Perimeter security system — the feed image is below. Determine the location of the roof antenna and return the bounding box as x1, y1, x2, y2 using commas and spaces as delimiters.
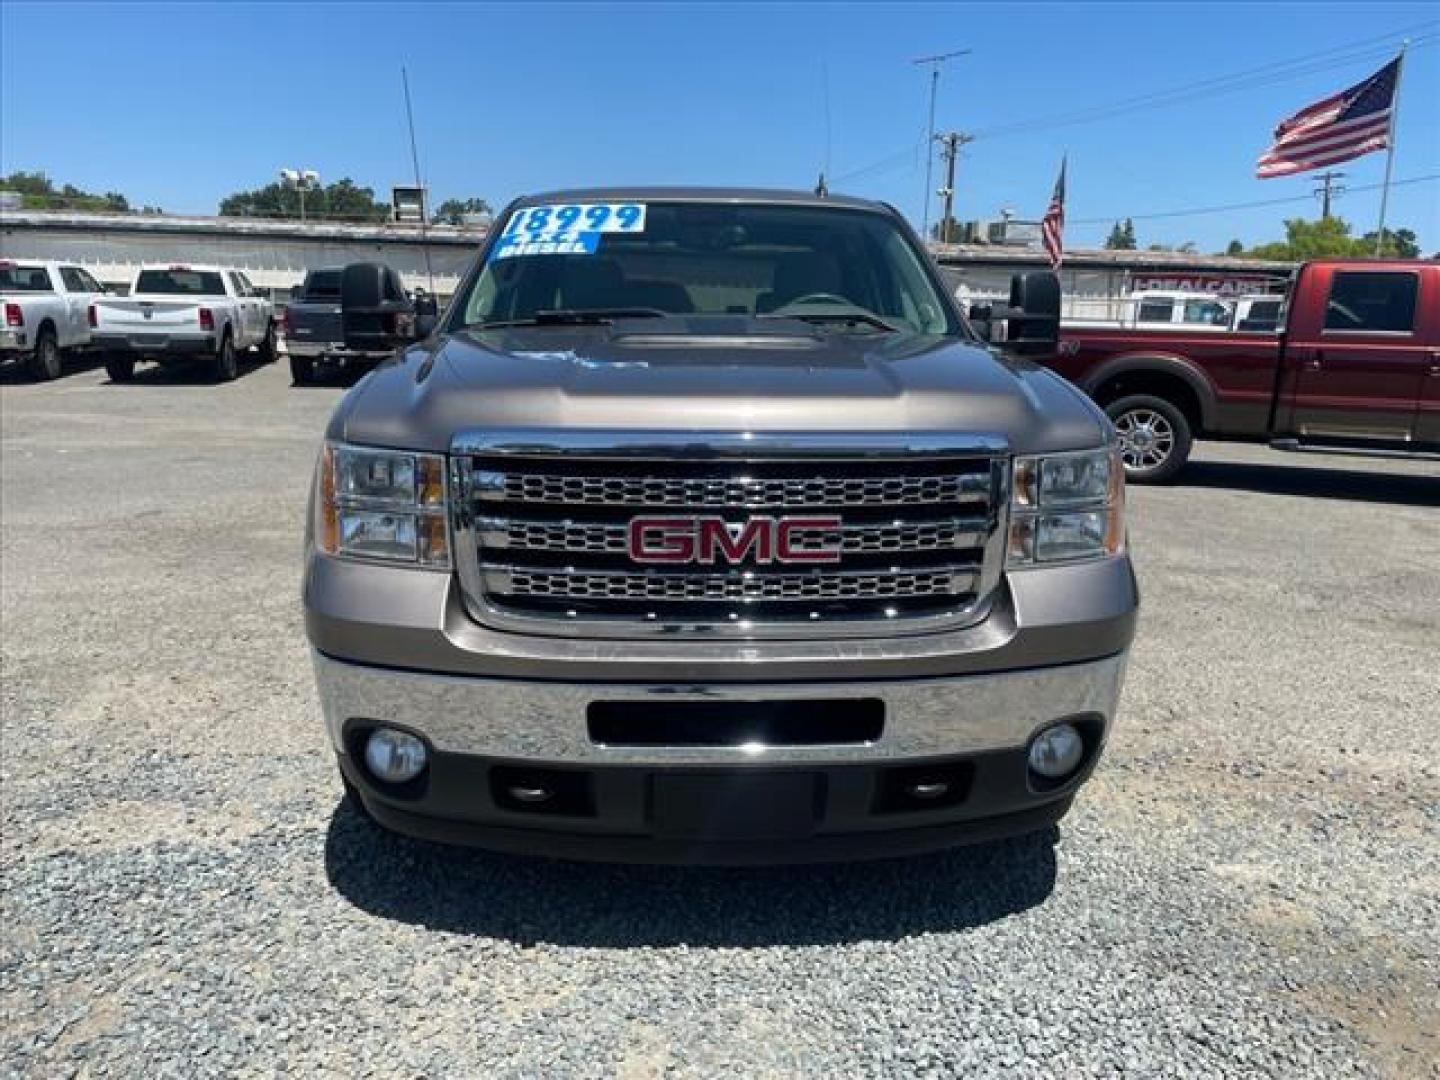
401, 65, 436, 295
820, 55, 833, 193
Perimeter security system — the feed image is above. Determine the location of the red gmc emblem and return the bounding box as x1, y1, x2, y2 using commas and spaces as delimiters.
627, 516, 843, 565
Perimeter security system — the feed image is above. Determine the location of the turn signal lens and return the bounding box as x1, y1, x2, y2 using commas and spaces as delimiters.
417, 455, 446, 507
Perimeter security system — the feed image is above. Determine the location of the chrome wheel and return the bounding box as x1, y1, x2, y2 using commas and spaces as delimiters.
1114, 408, 1175, 471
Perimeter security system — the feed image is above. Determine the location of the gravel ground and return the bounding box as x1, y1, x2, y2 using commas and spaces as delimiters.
2, 355, 1438, 1078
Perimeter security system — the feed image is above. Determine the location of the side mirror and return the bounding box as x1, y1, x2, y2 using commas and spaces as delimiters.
1005, 271, 1060, 357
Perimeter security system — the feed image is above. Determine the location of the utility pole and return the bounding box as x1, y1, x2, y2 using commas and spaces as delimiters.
1313, 170, 1346, 220
935, 132, 972, 243
911, 49, 970, 242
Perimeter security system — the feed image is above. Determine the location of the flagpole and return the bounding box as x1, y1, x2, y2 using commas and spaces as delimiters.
1373, 42, 1408, 256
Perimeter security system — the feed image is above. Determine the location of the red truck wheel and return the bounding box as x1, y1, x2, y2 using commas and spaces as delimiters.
1107, 395, 1192, 483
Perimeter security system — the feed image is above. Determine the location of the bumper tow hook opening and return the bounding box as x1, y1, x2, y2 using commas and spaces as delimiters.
508, 784, 553, 804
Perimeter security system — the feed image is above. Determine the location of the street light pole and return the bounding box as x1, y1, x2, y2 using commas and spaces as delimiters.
280, 168, 320, 223
911, 48, 970, 242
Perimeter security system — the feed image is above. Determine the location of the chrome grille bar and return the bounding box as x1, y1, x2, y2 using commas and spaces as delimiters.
476, 515, 991, 555
482, 566, 980, 602
473, 470, 991, 508
448, 430, 1011, 640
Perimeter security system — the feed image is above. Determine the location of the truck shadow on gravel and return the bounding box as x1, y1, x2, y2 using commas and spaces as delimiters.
1179, 460, 1439, 507
106, 357, 272, 386
0, 355, 107, 385
323, 801, 1059, 947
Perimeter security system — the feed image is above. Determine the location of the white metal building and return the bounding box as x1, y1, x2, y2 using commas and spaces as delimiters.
0, 209, 483, 298
1, 208, 1294, 310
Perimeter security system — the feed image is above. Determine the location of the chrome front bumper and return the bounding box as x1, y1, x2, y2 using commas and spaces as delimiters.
312, 648, 1127, 766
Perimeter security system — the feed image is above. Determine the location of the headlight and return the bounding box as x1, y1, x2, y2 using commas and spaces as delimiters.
1008, 447, 1124, 566
315, 443, 450, 567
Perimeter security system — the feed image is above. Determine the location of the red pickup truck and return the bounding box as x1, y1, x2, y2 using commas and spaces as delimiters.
1048, 259, 1440, 481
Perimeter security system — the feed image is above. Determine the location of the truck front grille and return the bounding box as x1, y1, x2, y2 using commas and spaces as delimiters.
450, 433, 1009, 639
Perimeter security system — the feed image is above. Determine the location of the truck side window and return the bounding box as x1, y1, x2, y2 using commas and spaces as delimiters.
60, 267, 87, 292
1137, 299, 1172, 323
1323, 272, 1417, 334
1182, 299, 1229, 326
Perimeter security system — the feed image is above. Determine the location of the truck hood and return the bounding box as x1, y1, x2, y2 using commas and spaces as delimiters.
333, 318, 1109, 456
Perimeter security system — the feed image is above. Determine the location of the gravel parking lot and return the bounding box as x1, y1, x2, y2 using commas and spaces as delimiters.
2, 355, 1437, 1078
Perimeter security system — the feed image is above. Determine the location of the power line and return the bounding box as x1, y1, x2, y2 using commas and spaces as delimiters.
1068, 173, 1438, 226
973, 33, 1436, 141
828, 24, 1435, 185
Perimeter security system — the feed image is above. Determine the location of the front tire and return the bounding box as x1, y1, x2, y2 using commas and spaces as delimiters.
28, 328, 62, 381
1106, 394, 1193, 483
104, 353, 136, 383
212, 333, 237, 382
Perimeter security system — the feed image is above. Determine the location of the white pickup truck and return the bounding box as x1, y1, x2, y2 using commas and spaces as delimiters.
91, 265, 277, 382
0, 259, 108, 380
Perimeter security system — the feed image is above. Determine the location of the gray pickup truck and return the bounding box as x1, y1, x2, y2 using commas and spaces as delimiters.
303, 188, 1138, 863
285, 264, 431, 385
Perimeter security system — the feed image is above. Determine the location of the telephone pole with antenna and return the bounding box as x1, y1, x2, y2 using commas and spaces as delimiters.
911, 48, 970, 242
934, 132, 973, 243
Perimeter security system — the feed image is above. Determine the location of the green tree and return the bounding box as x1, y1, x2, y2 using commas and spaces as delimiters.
2, 171, 129, 211
1359, 227, 1420, 258
1234, 217, 1416, 260
432, 197, 492, 225
1104, 218, 1137, 250
1225, 239, 1244, 256
218, 177, 389, 222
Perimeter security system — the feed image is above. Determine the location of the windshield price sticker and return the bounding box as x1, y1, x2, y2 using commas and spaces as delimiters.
492, 202, 646, 259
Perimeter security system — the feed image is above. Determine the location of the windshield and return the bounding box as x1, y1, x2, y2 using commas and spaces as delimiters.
134, 269, 226, 296
0, 265, 54, 292
456, 201, 955, 334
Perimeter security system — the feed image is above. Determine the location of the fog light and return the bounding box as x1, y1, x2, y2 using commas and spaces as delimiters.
1028, 723, 1084, 780
364, 727, 428, 784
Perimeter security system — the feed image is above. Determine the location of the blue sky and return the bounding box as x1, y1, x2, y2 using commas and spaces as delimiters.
2, 2, 1437, 252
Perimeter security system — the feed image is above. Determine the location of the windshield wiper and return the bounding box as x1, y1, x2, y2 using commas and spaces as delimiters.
758, 311, 899, 333
475, 307, 667, 329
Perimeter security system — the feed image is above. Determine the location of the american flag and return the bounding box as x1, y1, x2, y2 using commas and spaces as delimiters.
1256, 56, 1400, 178
1041, 157, 1065, 270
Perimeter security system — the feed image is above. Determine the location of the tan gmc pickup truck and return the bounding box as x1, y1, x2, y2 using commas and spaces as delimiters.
303, 187, 1138, 863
